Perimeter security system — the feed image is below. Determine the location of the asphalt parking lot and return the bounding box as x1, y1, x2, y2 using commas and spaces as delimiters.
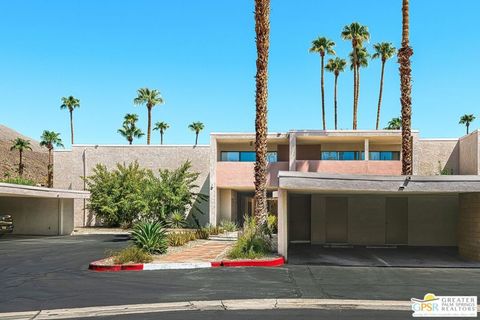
1, 234, 480, 315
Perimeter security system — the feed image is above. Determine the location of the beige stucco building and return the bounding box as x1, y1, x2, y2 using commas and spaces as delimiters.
54, 129, 480, 260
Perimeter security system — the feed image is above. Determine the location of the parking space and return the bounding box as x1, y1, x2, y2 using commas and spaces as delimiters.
288, 244, 480, 268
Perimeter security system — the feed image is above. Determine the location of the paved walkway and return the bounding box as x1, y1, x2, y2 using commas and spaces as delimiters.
154, 240, 234, 263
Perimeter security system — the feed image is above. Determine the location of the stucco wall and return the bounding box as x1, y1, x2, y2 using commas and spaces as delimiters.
458, 193, 480, 260
416, 139, 459, 175
459, 131, 479, 175
0, 197, 74, 235
309, 194, 458, 246
54, 145, 211, 227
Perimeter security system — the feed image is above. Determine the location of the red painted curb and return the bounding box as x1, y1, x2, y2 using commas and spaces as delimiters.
217, 256, 285, 268
210, 261, 222, 268
89, 259, 144, 272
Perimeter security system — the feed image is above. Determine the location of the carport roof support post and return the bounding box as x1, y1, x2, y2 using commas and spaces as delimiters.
278, 189, 288, 261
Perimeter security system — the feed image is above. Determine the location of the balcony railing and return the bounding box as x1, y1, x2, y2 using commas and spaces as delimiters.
295, 160, 402, 175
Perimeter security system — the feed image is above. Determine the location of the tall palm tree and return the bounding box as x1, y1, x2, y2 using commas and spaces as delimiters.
385, 117, 402, 130
372, 42, 397, 130
60, 96, 80, 145
309, 37, 336, 130
153, 121, 169, 145
10, 138, 32, 177
188, 122, 204, 145
341, 22, 370, 130
459, 114, 476, 134
133, 88, 164, 145
349, 46, 369, 128
118, 114, 144, 145
253, 0, 270, 224
398, 0, 414, 175
40, 130, 64, 188
325, 57, 347, 130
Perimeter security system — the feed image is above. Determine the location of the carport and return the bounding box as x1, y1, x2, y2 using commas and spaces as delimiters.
0, 183, 89, 236
277, 172, 480, 264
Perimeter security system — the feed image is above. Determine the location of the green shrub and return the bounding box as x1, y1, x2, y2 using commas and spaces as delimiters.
168, 231, 196, 246
228, 216, 271, 259
195, 228, 210, 239
220, 220, 238, 232
206, 224, 224, 235
167, 211, 187, 229
131, 221, 168, 254
110, 246, 153, 264
265, 214, 278, 236
0, 177, 36, 186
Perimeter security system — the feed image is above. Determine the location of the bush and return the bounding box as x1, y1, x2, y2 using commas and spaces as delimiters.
220, 220, 238, 232
195, 228, 210, 239
84, 162, 151, 227
206, 224, 224, 235
265, 214, 278, 236
0, 177, 36, 186
110, 246, 153, 264
228, 216, 271, 259
131, 221, 168, 254
168, 231, 196, 246
166, 211, 187, 229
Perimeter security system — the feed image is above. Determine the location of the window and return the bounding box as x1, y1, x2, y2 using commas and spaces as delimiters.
369, 151, 400, 161
220, 151, 278, 162
321, 151, 364, 161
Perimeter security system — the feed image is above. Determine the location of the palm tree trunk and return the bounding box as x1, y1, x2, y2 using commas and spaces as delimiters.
467, 123, 470, 134
353, 64, 360, 129
334, 74, 338, 130
147, 105, 152, 145
321, 54, 326, 130
47, 148, 53, 188
376, 60, 386, 130
253, 0, 270, 225
195, 132, 198, 145
19, 150, 23, 177
161, 132, 164, 145
70, 110, 74, 145
352, 43, 358, 130
399, 0, 413, 175
129, 139, 133, 145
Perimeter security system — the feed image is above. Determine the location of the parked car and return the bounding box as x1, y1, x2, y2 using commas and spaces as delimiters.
0, 214, 13, 235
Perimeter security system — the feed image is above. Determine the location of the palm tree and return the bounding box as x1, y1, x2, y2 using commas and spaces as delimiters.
309, 37, 336, 130
133, 88, 164, 145
153, 121, 169, 145
40, 130, 64, 188
372, 42, 397, 130
385, 117, 402, 130
325, 57, 347, 130
398, 0, 414, 175
118, 114, 144, 145
10, 138, 32, 177
341, 22, 370, 130
188, 122, 204, 145
459, 114, 476, 134
60, 96, 80, 145
349, 46, 370, 128
253, 0, 270, 224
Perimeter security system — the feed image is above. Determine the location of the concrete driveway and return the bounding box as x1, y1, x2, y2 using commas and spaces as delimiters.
288, 244, 480, 267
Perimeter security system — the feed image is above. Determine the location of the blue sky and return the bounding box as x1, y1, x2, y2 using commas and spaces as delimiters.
0, 0, 478, 147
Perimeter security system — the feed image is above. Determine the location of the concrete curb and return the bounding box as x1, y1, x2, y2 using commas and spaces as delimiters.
89, 256, 284, 272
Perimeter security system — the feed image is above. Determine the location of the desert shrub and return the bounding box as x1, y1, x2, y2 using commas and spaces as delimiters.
220, 220, 238, 232
166, 211, 187, 229
131, 221, 168, 254
205, 224, 224, 235
84, 162, 151, 227
195, 228, 210, 239
265, 214, 278, 236
0, 177, 36, 186
110, 246, 153, 264
168, 231, 197, 246
146, 161, 208, 222
228, 216, 271, 259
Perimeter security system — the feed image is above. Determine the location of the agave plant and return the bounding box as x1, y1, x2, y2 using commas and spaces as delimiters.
131, 221, 168, 254
167, 211, 187, 229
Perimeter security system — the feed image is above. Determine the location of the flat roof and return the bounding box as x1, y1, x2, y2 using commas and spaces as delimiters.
278, 171, 480, 194
0, 183, 90, 199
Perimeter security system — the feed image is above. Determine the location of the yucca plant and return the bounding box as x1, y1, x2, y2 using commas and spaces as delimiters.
220, 220, 238, 232
131, 221, 168, 254
167, 211, 187, 229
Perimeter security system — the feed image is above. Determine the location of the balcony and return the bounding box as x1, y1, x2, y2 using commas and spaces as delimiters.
295, 160, 402, 175
216, 161, 289, 188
